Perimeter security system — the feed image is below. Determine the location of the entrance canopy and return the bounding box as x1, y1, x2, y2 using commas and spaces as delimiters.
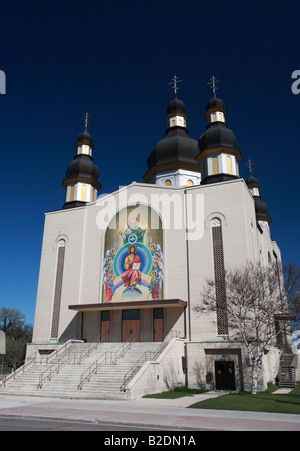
69, 299, 187, 313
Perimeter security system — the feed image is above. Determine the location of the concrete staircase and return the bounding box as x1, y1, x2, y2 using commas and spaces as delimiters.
279, 351, 297, 389
0, 342, 163, 399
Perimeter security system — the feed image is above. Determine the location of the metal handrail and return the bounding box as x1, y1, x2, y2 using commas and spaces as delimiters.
77, 352, 110, 391
37, 350, 83, 389
36, 336, 109, 389
1, 336, 100, 388
120, 345, 166, 391
77, 336, 137, 391
1, 350, 41, 387
2, 339, 78, 388
120, 330, 181, 391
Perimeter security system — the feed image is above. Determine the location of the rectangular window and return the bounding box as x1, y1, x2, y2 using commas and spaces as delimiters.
101, 311, 110, 321
122, 310, 140, 320
154, 308, 164, 319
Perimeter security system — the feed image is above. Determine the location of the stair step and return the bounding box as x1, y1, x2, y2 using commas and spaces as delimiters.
278, 352, 297, 388
0, 341, 167, 399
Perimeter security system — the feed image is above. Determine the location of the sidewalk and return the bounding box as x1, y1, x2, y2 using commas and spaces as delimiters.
0, 391, 300, 431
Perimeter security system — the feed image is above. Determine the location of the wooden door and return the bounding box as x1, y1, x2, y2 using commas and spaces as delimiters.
122, 310, 140, 342
122, 319, 140, 342
153, 308, 164, 342
100, 311, 110, 342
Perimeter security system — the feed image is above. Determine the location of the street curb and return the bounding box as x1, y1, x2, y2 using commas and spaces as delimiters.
0, 413, 210, 430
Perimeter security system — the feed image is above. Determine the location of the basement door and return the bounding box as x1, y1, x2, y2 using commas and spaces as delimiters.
122, 310, 140, 342
215, 361, 236, 390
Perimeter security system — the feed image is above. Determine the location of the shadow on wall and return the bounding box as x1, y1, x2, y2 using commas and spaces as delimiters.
59, 314, 81, 342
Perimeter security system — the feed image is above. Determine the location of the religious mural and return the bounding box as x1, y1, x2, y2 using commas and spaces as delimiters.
102, 205, 163, 303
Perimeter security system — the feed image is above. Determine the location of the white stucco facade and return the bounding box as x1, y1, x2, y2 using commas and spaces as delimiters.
29, 177, 282, 392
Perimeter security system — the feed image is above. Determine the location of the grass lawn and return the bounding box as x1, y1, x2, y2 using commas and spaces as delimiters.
143, 383, 300, 414
188, 383, 300, 414
143, 387, 207, 399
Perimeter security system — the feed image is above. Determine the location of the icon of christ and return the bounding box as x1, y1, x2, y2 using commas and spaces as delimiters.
121, 244, 142, 290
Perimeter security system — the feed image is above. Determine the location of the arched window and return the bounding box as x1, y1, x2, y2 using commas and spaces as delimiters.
268, 252, 272, 266
81, 185, 87, 201
226, 156, 233, 174
164, 180, 172, 186
187, 179, 194, 186
69, 185, 75, 202
212, 157, 219, 175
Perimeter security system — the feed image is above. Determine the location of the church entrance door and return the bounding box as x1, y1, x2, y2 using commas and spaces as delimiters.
153, 308, 164, 342
100, 311, 110, 343
122, 310, 140, 342
215, 361, 236, 390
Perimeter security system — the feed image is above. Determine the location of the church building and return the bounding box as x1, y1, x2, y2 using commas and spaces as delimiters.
26, 77, 285, 397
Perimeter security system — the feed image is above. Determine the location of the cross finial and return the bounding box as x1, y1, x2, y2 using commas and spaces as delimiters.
246, 158, 255, 176
169, 74, 183, 98
207, 75, 221, 98
83, 112, 91, 132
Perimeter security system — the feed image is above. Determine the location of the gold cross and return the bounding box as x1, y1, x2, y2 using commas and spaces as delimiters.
168, 75, 183, 98
207, 75, 221, 98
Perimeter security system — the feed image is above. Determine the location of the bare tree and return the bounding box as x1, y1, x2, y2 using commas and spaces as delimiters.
194, 262, 298, 394
283, 262, 300, 330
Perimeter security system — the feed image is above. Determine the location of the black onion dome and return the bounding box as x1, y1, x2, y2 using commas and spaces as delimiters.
166, 98, 187, 116
246, 176, 260, 189
75, 131, 95, 148
246, 175, 271, 223
147, 128, 199, 169
66, 154, 100, 181
254, 197, 270, 219
206, 97, 226, 111
143, 97, 200, 182
198, 97, 238, 152
198, 122, 238, 151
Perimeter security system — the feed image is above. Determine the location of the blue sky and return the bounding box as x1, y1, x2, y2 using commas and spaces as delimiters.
0, 0, 299, 325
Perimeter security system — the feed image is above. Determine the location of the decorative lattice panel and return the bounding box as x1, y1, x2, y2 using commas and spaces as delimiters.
212, 224, 228, 335
50, 246, 65, 339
